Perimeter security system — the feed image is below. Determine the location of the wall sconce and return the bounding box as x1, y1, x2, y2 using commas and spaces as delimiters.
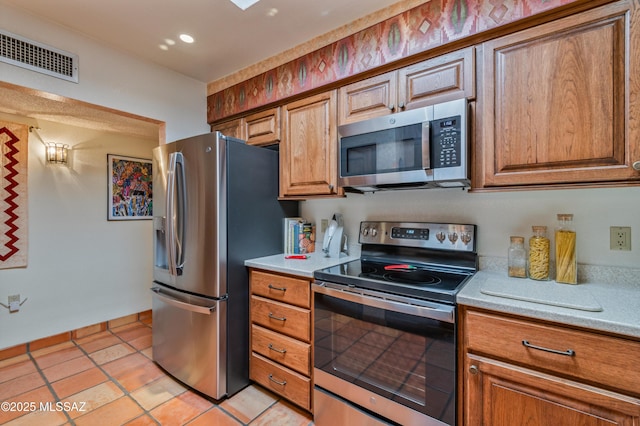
46, 142, 69, 164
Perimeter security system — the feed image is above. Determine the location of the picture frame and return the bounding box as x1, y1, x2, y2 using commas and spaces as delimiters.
108, 154, 153, 220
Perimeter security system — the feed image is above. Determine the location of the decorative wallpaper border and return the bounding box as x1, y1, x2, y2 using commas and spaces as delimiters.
208, 0, 579, 122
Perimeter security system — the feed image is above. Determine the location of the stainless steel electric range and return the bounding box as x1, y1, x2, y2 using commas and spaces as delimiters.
312, 221, 477, 426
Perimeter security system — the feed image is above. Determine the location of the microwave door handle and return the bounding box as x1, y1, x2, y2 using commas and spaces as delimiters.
422, 121, 431, 170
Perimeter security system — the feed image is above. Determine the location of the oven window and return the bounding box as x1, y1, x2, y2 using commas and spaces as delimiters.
341, 124, 423, 177
314, 292, 455, 424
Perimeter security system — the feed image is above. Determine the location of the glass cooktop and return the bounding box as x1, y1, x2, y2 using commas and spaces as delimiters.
314, 259, 474, 304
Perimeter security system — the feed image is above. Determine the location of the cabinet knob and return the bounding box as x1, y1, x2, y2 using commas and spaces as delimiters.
328, 184, 334, 191
469, 365, 479, 375
388, 104, 395, 111
633, 161, 640, 171
398, 102, 405, 110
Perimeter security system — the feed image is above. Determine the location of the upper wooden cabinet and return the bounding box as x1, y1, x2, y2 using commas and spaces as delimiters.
211, 118, 244, 140
280, 90, 339, 198
338, 47, 475, 125
211, 108, 281, 146
244, 107, 281, 146
476, 1, 640, 189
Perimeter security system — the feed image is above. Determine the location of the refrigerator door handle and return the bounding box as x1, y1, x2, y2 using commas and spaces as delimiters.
166, 152, 187, 276
151, 287, 215, 315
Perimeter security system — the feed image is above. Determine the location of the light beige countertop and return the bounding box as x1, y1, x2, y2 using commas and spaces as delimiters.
245, 252, 358, 278
458, 267, 640, 340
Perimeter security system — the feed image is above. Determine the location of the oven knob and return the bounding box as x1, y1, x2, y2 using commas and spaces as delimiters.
362, 227, 370, 237
436, 232, 446, 243
370, 228, 378, 237
448, 232, 458, 244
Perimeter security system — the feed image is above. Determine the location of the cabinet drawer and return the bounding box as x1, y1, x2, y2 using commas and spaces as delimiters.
251, 295, 310, 342
251, 352, 311, 411
252, 324, 311, 375
464, 310, 640, 396
251, 270, 310, 308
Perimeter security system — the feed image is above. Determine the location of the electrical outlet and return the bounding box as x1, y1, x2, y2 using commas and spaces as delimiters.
8, 295, 20, 312
610, 226, 631, 251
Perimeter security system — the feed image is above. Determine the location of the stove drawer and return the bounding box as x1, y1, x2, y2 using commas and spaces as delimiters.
251, 352, 311, 411
250, 270, 311, 308
464, 309, 640, 396
251, 295, 311, 342
252, 324, 311, 375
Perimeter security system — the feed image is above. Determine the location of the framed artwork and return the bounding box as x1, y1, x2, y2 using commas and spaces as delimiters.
108, 154, 152, 220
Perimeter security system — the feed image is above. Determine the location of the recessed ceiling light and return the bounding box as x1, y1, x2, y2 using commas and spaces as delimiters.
159, 44, 169, 51
230, 0, 260, 11
165, 39, 176, 46
266, 8, 278, 17
179, 34, 195, 44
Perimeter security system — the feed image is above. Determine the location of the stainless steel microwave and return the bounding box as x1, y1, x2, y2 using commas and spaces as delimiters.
338, 98, 469, 192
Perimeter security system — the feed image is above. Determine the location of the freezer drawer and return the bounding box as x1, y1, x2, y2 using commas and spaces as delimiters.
151, 285, 226, 399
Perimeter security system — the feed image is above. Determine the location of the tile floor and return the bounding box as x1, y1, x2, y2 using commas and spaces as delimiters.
0, 321, 314, 425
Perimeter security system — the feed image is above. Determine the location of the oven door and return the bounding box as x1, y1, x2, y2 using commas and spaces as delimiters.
313, 282, 456, 426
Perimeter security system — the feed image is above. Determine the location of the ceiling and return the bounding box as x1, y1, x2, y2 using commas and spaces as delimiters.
3, 0, 407, 84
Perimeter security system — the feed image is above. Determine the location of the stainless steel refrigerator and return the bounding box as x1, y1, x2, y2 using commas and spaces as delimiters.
151, 131, 297, 399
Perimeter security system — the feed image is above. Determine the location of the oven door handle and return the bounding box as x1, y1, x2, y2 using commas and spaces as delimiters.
312, 282, 454, 323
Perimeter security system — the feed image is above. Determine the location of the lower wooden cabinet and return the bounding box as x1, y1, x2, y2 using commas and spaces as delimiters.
460, 307, 640, 425
249, 269, 313, 412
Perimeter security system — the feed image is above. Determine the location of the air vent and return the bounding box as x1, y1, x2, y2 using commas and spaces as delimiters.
0, 29, 78, 83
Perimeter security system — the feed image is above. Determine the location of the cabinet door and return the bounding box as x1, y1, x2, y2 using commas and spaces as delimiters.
280, 90, 338, 197
477, 1, 640, 188
211, 118, 245, 140
337, 71, 397, 125
244, 107, 281, 146
464, 354, 640, 426
398, 47, 474, 110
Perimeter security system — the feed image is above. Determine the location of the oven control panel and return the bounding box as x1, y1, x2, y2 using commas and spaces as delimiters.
359, 221, 476, 252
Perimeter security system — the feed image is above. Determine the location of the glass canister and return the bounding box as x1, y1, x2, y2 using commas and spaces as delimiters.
555, 214, 577, 284
528, 226, 550, 280
508, 236, 527, 278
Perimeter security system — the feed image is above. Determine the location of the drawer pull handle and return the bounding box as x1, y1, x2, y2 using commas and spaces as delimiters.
268, 284, 287, 292
522, 340, 575, 357
268, 343, 287, 354
268, 374, 287, 386
268, 312, 287, 321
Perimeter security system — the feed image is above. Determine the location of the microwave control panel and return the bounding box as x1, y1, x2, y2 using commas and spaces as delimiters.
431, 116, 461, 168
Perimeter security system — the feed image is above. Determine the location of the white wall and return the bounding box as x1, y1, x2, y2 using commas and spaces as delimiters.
302, 186, 640, 269
0, 3, 209, 142
0, 116, 156, 349
0, 4, 210, 349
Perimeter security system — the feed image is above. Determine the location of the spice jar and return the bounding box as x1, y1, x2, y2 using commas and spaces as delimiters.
528, 226, 550, 280
508, 236, 527, 278
555, 214, 577, 284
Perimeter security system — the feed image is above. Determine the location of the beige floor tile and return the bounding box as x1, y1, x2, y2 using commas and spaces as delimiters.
51, 367, 109, 399
187, 407, 242, 426
32, 345, 84, 370
61, 381, 124, 419
2, 407, 67, 426
76, 333, 122, 354
219, 384, 278, 423
42, 355, 94, 383
0, 386, 55, 424
74, 396, 143, 426
130, 375, 188, 410
0, 371, 46, 400
0, 358, 36, 383
150, 391, 214, 426
89, 343, 135, 365
251, 400, 313, 426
